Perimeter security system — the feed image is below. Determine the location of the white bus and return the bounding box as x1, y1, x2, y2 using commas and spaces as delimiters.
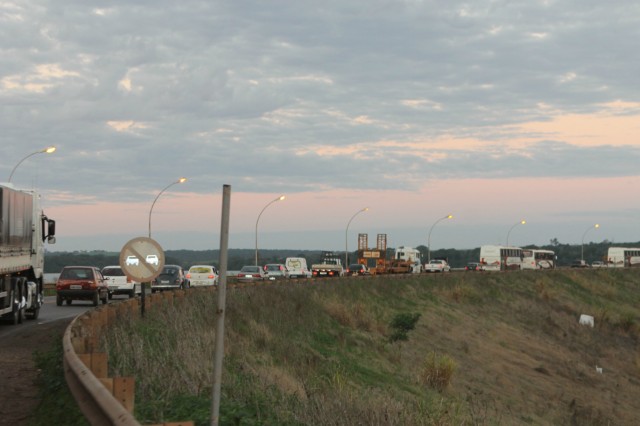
479, 245, 523, 271
521, 249, 556, 270
606, 247, 640, 268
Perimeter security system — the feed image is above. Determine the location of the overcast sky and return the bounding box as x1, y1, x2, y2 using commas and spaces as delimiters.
2, 0, 639, 254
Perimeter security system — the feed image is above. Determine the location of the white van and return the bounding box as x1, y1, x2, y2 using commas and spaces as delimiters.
285, 257, 311, 278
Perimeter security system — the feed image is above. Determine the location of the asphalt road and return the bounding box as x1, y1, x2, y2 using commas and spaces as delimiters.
0, 295, 131, 339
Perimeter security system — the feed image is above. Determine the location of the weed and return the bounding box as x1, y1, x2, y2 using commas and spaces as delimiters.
32, 339, 87, 425
419, 351, 456, 392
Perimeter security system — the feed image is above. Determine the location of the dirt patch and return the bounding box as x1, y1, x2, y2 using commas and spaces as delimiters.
0, 320, 70, 426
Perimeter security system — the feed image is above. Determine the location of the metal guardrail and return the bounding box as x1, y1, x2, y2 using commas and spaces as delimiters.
63, 304, 140, 425
63, 293, 196, 426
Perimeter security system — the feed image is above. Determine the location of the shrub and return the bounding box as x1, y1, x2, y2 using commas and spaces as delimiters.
419, 352, 456, 392
389, 312, 421, 342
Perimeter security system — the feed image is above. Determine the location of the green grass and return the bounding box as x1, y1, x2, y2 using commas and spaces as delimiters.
31, 340, 88, 426
101, 270, 640, 425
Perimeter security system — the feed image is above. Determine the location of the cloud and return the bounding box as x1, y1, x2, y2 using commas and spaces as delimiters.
2, 1, 639, 249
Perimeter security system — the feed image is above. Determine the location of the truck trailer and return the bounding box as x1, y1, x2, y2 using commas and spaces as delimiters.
311, 251, 344, 278
0, 183, 56, 324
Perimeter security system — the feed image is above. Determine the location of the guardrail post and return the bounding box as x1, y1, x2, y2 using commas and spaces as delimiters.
114, 377, 136, 412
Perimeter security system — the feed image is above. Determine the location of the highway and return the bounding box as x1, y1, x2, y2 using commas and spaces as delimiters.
0, 294, 129, 339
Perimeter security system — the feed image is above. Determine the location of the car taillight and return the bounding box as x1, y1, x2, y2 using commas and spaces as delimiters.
208, 274, 214, 279
186, 273, 191, 279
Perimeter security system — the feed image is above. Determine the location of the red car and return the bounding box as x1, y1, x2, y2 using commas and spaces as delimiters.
56, 266, 109, 306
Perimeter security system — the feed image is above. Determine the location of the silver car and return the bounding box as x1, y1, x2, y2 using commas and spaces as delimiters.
263, 264, 289, 280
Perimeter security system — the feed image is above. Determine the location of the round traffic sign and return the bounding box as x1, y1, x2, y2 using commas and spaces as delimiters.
119, 237, 165, 282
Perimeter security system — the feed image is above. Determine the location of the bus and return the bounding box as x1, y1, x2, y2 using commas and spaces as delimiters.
479, 245, 523, 271
606, 247, 640, 268
521, 249, 556, 270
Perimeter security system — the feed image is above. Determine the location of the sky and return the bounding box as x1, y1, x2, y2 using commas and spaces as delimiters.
2, 0, 639, 254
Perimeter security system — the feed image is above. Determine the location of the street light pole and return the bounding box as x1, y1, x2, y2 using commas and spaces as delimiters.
345, 207, 369, 267
254, 195, 285, 266
581, 224, 600, 262
506, 219, 526, 246
148, 177, 187, 238
8, 146, 56, 182
427, 214, 453, 263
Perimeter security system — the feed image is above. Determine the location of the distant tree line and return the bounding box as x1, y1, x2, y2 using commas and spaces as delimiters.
44, 239, 638, 273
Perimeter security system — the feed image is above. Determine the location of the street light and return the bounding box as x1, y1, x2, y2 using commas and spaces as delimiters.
427, 214, 453, 262
581, 223, 600, 262
255, 195, 285, 266
506, 219, 526, 246
8, 146, 56, 182
148, 177, 187, 238
345, 207, 369, 267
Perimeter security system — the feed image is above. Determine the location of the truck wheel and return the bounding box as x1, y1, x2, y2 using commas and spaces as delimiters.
108, 292, 113, 300
10, 303, 24, 325
26, 307, 40, 320
56, 294, 62, 306
101, 291, 108, 305
12, 308, 23, 325
66, 299, 72, 306
11, 287, 25, 324
129, 289, 135, 298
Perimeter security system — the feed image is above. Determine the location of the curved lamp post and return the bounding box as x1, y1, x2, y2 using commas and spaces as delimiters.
427, 214, 453, 262
148, 177, 187, 238
345, 207, 369, 267
506, 219, 526, 246
255, 195, 285, 266
581, 223, 600, 261
8, 146, 56, 182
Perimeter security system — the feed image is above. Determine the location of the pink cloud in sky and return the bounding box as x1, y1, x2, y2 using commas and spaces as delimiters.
45, 175, 640, 249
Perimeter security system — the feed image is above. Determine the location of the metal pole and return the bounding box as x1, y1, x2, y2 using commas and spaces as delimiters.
345, 207, 368, 267
211, 184, 231, 426
148, 177, 187, 238
506, 219, 526, 247
581, 224, 599, 262
427, 214, 453, 263
8, 146, 56, 182
254, 195, 285, 266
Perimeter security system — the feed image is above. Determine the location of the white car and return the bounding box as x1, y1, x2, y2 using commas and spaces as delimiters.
125, 255, 139, 266
186, 265, 219, 287
424, 259, 451, 273
146, 254, 159, 265
101, 266, 140, 298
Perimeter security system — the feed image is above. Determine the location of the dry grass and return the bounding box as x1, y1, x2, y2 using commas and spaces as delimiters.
102, 269, 640, 426
419, 352, 457, 392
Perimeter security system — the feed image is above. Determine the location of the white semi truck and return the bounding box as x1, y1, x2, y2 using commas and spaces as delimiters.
0, 183, 56, 324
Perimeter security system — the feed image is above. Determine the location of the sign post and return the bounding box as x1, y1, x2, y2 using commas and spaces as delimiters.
119, 236, 165, 317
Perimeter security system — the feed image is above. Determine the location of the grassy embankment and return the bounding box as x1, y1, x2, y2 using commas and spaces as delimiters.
101, 269, 640, 425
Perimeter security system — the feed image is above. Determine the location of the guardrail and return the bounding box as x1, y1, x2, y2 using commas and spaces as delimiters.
63, 291, 195, 426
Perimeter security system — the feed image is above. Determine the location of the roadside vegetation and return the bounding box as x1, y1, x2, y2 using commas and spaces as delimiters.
44, 239, 640, 273
101, 269, 640, 425
32, 338, 87, 425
